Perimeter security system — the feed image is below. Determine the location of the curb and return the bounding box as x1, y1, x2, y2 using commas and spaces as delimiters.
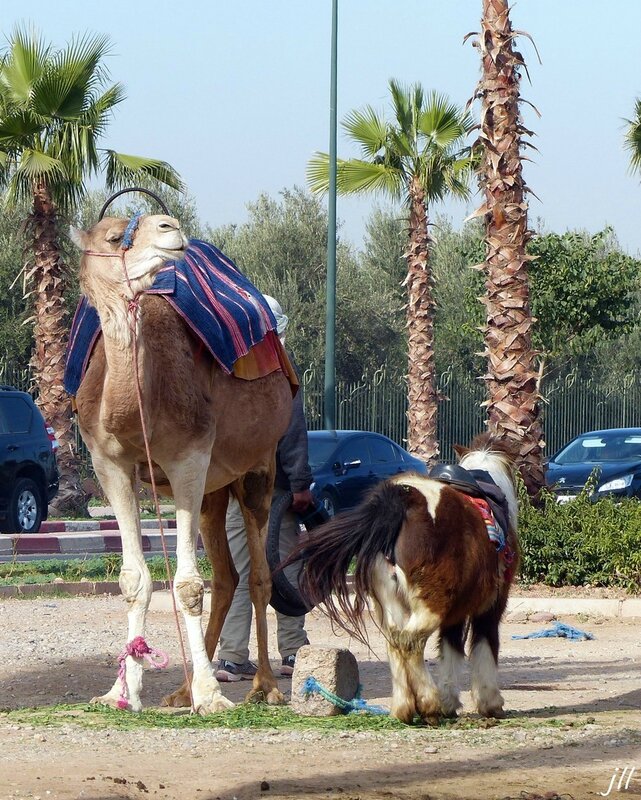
0, 526, 195, 558
39, 518, 177, 533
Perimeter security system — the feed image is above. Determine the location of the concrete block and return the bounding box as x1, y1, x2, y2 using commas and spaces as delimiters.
290, 645, 359, 717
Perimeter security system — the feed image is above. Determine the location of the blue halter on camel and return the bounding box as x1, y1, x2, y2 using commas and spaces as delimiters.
64, 189, 284, 396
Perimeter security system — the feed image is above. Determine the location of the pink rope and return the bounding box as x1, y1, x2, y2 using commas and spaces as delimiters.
116, 636, 169, 710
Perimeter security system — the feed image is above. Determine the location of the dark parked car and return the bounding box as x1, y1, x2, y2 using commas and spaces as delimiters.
307, 429, 428, 516
545, 427, 641, 502
0, 386, 59, 533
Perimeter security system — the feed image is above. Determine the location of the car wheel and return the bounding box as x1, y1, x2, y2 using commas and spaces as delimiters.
319, 491, 337, 518
5, 478, 43, 534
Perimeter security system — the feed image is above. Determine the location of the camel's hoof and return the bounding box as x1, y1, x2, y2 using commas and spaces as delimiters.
91, 694, 142, 713
266, 687, 286, 705
480, 706, 505, 719
195, 694, 235, 715
245, 686, 285, 705
161, 688, 192, 708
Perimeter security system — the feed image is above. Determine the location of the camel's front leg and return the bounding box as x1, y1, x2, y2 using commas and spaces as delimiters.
90, 455, 151, 712
162, 489, 236, 708
168, 456, 233, 715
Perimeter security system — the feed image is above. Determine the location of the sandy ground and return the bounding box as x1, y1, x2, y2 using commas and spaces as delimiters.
0, 594, 640, 800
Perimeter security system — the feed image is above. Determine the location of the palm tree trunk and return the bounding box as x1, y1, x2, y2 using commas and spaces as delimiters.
477, 0, 544, 495
405, 177, 439, 463
30, 182, 88, 515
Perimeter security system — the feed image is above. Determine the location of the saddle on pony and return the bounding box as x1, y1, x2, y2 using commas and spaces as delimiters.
427, 462, 510, 552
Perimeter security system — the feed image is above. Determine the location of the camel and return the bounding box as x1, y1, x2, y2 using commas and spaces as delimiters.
69, 213, 293, 714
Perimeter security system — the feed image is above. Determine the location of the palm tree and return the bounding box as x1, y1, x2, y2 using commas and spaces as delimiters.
308, 80, 474, 462
0, 28, 182, 514
624, 98, 641, 174
472, 0, 544, 495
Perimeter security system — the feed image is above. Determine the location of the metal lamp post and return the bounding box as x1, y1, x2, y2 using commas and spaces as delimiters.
324, 0, 338, 430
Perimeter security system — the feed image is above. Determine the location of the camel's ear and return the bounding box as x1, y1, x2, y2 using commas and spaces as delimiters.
68, 226, 87, 250
453, 444, 470, 460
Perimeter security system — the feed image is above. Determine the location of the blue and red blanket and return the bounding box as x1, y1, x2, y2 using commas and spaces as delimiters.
64, 239, 283, 396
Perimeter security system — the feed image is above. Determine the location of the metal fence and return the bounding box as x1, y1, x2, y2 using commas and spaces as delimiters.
301, 366, 641, 461
4, 361, 641, 466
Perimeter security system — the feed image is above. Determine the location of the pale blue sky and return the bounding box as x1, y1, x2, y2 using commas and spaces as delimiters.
6, 1, 641, 255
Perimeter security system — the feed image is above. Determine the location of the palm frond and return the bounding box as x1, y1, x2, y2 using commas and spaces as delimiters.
624, 98, 641, 175
341, 107, 388, 157
336, 159, 403, 199
418, 92, 473, 147
15, 148, 67, 180
388, 78, 413, 133
0, 26, 50, 104
306, 151, 331, 193
0, 111, 43, 144
30, 33, 112, 121
102, 150, 183, 192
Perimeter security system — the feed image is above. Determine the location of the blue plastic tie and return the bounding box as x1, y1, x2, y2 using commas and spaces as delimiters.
301, 676, 389, 716
512, 621, 594, 641
121, 212, 142, 251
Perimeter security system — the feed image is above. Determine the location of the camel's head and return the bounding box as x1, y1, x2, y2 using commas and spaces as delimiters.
70, 214, 188, 298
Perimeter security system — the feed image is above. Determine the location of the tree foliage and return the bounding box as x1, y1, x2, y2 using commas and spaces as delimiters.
528, 228, 639, 361
208, 187, 405, 381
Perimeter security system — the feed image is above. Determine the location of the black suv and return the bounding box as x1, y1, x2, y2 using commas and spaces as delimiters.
0, 386, 59, 533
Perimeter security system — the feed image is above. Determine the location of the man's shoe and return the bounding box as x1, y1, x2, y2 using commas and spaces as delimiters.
280, 654, 296, 677
216, 659, 258, 683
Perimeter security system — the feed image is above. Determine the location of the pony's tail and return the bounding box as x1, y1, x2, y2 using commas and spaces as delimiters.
297, 480, 410, 642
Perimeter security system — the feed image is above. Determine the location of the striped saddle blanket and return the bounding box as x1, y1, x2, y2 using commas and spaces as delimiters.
64, 239, 294, 396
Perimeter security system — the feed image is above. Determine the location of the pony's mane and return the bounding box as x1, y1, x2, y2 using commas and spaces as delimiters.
457, 432, 519, 531
466, 432, 520, 464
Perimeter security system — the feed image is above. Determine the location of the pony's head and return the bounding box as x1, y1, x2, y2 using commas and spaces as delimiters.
454, 433, 519, 530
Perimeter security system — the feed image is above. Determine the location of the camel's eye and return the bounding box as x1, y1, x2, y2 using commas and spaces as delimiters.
105, 228, 124, 243
158, 222, 174, 231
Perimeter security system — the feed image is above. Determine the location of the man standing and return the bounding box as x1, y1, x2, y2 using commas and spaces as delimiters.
216, 296, 314, 681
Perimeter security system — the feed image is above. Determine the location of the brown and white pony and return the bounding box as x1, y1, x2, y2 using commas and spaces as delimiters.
297, 433, 520, 724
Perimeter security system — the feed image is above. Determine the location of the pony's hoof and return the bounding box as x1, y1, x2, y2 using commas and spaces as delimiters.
161, 687, 192, 708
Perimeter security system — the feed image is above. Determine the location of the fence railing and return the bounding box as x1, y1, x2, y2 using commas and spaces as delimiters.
4, 361, 641, 466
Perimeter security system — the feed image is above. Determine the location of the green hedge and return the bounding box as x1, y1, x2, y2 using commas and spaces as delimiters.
518, 478, 641, 591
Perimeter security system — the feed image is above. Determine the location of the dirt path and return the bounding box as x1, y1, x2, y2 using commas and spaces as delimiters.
1, 594, 640, 800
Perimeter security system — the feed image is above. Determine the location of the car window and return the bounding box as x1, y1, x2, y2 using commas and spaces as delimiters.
338, 438, 370, 466
307, 438, 341, 471
556, 433, 641, 464
368, 438, 397, 464
0, 396, 32, 434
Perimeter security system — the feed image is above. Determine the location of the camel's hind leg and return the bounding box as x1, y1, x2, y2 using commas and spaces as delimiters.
234, 468, 284, 706
90, 454, 151, 712
162, 488, 236, 708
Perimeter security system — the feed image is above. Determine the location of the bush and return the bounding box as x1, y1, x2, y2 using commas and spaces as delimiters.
518, 478, 641, 591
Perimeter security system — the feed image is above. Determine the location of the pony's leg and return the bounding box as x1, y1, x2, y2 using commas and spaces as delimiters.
165, 454, 233, 715
470, 608, 505, 718
236, 470, 284, 706
371, 557, 441, 723
90, 455, 151, 711
162, 488, 235, 708
385, 633, 438, 723
437, 624, 466, 717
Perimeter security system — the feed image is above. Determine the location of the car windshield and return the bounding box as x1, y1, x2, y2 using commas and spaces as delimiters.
554, 433, 641, 465
307, 437, 340, 471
